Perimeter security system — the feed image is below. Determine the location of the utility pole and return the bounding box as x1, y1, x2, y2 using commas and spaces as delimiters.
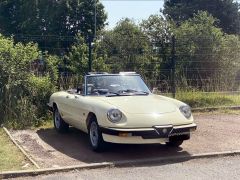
171, 35, 176, 98
88, 0, 96, 72
94, 0, 97, 39
88, 37, 92, 72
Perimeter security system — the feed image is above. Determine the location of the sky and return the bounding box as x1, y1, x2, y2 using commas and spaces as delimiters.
101, 0, 164, 29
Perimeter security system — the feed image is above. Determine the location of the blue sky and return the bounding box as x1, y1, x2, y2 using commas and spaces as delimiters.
101, 0, 164, 29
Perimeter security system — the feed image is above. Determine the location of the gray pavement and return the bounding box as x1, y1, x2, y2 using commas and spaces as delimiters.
14, 155, 240, 180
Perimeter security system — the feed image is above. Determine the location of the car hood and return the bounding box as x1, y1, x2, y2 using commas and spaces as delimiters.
100, 95, 177, 114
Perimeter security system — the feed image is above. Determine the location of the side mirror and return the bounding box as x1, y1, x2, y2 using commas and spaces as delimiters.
77, 87, 82, 94
152, 87, 158, 94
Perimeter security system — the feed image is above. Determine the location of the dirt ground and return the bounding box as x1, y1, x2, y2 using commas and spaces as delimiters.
10, 113, 240, 168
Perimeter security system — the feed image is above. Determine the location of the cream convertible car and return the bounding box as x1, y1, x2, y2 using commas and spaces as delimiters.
48, 72, 197, 151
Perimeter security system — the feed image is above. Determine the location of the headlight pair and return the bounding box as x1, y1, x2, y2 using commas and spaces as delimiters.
107, 109, 122, 123
179, 105, 192, 119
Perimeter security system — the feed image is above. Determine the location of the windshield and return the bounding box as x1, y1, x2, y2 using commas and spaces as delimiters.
85, 75, 150, 96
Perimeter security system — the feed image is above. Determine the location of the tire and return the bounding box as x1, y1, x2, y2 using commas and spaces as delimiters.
53, 107, 69, 133
166, 139, 183, 147
88, 118, 106, 152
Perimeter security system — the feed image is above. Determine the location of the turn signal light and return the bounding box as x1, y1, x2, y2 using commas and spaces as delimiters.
118, 132, 132, 137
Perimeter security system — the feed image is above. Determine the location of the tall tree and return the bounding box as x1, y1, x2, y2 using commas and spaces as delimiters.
0, 0, 107, 53
174, 11, 240, 90
99, 19, 161, 88
163, 0, 240, 34
100, 19, 150, 72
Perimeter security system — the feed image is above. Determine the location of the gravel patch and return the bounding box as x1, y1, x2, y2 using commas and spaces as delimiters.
9, 113, 240, 168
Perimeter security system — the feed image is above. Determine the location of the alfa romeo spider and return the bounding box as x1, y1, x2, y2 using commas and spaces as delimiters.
48, 72, 197, 151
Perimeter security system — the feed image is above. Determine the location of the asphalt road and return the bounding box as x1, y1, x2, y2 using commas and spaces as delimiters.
14, 155, 240, 180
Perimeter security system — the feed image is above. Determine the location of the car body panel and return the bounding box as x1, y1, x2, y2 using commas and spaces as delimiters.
100, 95, 176, 114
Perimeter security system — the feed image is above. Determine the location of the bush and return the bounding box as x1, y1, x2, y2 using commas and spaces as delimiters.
0, 34, 58, 128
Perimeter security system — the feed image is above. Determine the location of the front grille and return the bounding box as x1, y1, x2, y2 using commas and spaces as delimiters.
169, 127, 190, 137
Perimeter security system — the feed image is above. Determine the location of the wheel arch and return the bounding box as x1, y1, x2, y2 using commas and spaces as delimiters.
86, 112, 97, 128
52, 102, 58, 111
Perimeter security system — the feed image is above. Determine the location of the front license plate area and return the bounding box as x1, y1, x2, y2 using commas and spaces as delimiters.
153, 126, 173, 138
169, 127, 191, 137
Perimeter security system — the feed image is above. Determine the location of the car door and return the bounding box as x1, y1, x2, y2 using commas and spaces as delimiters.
65, 94, 88, 131
57, 92, 76, 125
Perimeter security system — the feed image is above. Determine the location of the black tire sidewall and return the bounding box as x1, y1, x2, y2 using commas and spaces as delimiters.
166, 140, 183, 147
88, 119, 105, 151
53, 107, 69, 133
53, 108, 60, 130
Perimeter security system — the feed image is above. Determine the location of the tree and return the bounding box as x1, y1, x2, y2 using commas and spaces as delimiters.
163, 0, 240, 34
140, 15, 174, 91
141, 14, 172, 62
174, 11, 240, 90
66, 35, 109, 75
0, 0, 107, 54
98, 18, 161, 88
101, 18, 151, 71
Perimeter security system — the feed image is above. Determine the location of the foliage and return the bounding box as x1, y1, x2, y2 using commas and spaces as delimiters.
0, 34, 58, 128
100, 19, 149, 70
163, 0, 240, 34
67, 35, 110, 73
55, 34, 110, 89
141, 14, 172, 61
140, 14, 173, 89
173, 12, 240, 91
0, 0, 107, 54
99, 18, 161, 88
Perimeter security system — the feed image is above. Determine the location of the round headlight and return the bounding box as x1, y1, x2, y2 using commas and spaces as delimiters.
107, 109, 122, 123
179, 105, 192, 119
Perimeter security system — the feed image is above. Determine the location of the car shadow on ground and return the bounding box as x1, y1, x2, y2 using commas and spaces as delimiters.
36, 127, 191, 164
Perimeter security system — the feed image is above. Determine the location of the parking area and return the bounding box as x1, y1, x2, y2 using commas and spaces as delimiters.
10, 113, 240, 168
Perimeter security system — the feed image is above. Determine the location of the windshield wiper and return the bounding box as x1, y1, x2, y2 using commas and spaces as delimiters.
106, 89, 149, 97
135, 91, 149, 95
117, 89, 149, 95
106, 92, 121, 97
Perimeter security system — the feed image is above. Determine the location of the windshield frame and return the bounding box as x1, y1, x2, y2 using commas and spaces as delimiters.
83, 74, 151, 96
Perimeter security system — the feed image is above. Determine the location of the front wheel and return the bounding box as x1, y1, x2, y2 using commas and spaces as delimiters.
88, 118, 106, 152
166, 140, 183, 147
53, 107, 69, 133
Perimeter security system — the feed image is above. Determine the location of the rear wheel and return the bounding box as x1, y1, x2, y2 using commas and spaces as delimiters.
53, 107, 69, 133
88, 118, 106, 152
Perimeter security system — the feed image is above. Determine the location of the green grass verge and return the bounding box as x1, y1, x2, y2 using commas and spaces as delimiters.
174, 91, 240, 108
36, 119, 54, 130
193, 109, 240, 115
0, 128, 33, 171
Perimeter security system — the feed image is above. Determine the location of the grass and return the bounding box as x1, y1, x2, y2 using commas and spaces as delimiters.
36, 119, 54, 130
193, 109, 240, 116
173, 91, 240, 108
0, 128, 33, 171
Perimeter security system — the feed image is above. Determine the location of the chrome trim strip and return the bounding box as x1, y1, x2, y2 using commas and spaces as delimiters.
173, 123, 197, 129
154, 125, 173, 128
105, 123, 196, 131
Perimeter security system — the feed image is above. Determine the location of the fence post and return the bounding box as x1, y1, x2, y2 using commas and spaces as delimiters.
171, 35, 176, 98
